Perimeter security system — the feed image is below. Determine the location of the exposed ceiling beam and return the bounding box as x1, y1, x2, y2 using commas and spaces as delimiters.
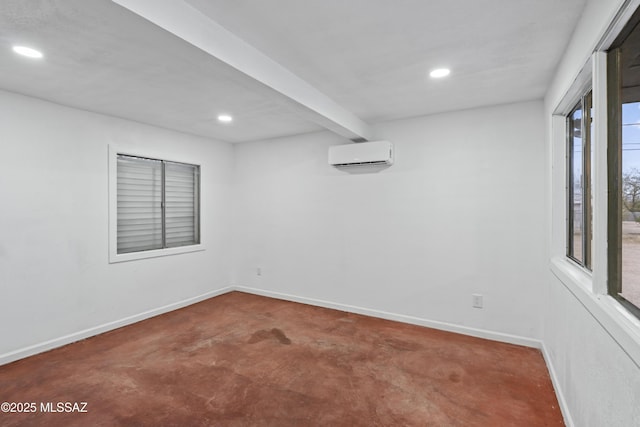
111, 0, 374, 141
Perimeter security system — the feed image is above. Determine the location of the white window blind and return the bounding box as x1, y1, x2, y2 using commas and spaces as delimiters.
117, 155, 162, 254
165, 161, 199, 248
116, 154, 199, 255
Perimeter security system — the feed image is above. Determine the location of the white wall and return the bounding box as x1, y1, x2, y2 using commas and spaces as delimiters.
544, 0, 640, 425
232, 100, 546, 343
545, 274, 640, 426
0, 90, 234, 363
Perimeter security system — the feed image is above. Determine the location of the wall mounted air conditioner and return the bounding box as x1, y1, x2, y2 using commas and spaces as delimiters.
328, 140, 394, 167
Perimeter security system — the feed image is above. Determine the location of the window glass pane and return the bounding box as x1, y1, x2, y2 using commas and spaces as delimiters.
115, 154, 200, 257
615, 13, 640, 312
569, 106, 584, 263
621, 102, 640, 307
584, 92, 593, 269
116, 155, 163, 254
165, 161, 200, 248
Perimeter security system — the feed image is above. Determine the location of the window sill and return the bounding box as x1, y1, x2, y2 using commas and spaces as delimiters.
550, 257, 640, 368
109, 244, 205, 264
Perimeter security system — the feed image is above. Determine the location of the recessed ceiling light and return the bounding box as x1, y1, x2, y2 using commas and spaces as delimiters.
217, 114, 233, 123
429, 68, 450, 78
12, 45, 43, 59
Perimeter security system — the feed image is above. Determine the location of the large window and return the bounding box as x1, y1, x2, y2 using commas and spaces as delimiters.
608, 8, 640, 316
115, 154, 200, 256
567, 91, 592, 269
553, 2, 640, 369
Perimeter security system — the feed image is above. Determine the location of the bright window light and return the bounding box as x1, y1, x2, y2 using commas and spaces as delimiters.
12, 45, 43, 59
217, 114, 233, 123
429, 68, 450, 78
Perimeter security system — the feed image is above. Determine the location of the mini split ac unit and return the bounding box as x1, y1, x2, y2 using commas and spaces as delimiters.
328, 140, 394, 167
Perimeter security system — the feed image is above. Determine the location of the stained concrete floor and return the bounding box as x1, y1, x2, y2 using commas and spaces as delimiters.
0, 292, 564, 426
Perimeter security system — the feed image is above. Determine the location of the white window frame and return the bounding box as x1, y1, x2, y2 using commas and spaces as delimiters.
108, 145, 205, 263
566, 90, 593, 269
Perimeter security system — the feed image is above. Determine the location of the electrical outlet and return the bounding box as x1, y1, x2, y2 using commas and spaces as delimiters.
256, 267, 262, 276
472, 294, 483, 309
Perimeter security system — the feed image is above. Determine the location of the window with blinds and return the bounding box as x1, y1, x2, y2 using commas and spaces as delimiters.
116, 154, 200, 254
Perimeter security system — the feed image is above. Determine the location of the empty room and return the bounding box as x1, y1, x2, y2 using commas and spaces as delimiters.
1, 0, 640, 425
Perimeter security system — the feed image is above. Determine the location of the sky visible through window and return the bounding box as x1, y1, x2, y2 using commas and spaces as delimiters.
623, 102, 640, 172
570, 105, 585, 264
572, 108, 582, 178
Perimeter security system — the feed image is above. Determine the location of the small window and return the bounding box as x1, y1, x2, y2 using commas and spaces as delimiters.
608, 7, 640, 317
567, 91, 592, 269
116, 154, 200, 255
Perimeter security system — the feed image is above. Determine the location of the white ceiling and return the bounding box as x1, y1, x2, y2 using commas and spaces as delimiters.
0, 0, 586, 143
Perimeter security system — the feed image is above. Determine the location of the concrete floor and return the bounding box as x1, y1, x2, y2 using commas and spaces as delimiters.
0, 292, 564, 426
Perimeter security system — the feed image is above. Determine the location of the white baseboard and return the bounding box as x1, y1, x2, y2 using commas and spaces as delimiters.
235, 286, 542, 349
0, 286, 234, 366
540, 342, 575, 427
1, 285, 541, 367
